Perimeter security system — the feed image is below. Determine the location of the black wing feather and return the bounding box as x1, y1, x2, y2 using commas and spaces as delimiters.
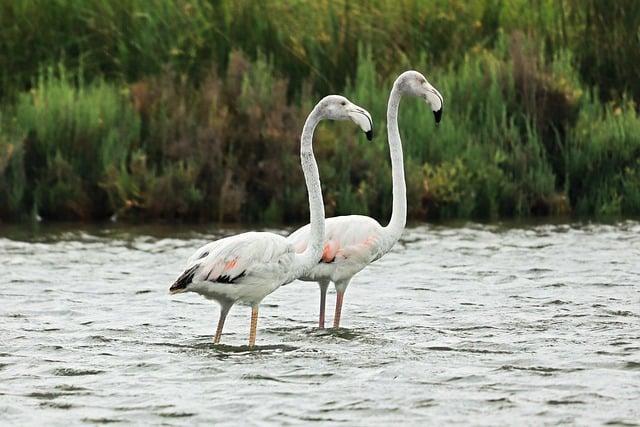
169, 264, 199, 292
213, 270, 246, 284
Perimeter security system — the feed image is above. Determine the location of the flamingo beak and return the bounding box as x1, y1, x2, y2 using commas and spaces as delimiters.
348, 108, 374, 141
433, 108, 443, 124
426, 87, 443, 125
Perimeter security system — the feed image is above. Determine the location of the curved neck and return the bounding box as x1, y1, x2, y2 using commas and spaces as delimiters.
293, 108, 325, 274
384, 84, 406, 243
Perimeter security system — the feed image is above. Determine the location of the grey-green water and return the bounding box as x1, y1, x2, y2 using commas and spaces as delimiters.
1, 222, 639, 425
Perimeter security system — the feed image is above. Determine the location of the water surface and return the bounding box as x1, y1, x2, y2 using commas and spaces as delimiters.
1, 221, 639, 425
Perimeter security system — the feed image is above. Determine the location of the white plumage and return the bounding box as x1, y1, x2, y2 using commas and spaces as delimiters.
169, 95, 374, 346
184, 232, 296, 305
286, 71, 443, 329
288, 215, 388, 283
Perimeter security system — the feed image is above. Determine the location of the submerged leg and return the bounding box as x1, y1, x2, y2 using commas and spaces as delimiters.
333, 291, 344, 328
248, 305, 259, 348
213, 304, 231, 344
333, 279, 351, 328
318, 281, 330, 328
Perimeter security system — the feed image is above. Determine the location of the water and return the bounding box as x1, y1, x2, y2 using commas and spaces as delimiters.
1, 221, 639, 425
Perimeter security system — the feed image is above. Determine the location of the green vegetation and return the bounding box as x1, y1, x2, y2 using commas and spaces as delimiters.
0, 0, 639, 223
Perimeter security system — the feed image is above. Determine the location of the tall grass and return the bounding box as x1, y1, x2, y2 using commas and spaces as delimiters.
2, 1, 638, 100
0, 113, 27, 219
2, 68, 139, 219
565, 97, 640, 217
0, 0, 639, 222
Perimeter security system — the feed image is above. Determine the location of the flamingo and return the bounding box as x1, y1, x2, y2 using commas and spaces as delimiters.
169, 95, 373, 347
287, 71, 443, 328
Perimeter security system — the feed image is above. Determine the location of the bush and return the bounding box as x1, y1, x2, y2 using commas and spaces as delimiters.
8, 67, 140, 219
0, 1, 639, 222
565, 97, 640, 217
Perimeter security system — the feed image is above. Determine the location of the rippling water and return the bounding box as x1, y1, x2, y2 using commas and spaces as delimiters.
1, 221, 639, 425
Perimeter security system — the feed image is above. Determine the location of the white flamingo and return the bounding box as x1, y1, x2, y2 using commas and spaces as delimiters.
169, 95, 373, 347
287, 71, 443, 328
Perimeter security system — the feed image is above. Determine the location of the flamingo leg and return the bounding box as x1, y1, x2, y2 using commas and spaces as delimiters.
248, 306, 259, 348
318, 281, 329, 328
333, 290, 345, 328
333, 279, 351, 328
213, 305, 231, 344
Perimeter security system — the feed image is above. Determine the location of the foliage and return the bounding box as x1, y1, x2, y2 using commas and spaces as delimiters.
2, 68, 139, 219
0, 0, 638, 222
565, 97, 640, 217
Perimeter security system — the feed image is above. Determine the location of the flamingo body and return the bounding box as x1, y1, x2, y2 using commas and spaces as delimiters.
169, 95, 374, 346
288, 215, 388, 284
176, 232, 296, 305
286, 70, 443, 328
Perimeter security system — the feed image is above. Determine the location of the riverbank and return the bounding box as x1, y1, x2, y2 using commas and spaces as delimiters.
1, 1, 638, 223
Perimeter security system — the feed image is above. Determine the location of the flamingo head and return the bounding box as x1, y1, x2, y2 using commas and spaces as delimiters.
316, 95, 374, 141
396, 70, 443, 124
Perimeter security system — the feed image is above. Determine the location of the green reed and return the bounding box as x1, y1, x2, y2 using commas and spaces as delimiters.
0, 0, 639, 222
564, 96, 640, 217
1, 67, 139, 219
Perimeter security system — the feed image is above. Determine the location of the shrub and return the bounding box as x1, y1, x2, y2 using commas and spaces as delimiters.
12, 67, 139, 219
565, 97, 640, 217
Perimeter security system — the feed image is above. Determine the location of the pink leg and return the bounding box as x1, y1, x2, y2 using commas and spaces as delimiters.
213, 305, 231, 344
318, 281, 329, 328
332, 279, 351, 328
333, 290, 344, 328
248, 306, 259, 348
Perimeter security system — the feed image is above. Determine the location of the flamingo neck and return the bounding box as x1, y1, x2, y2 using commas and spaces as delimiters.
294, 108, 325, 275
384, 84, 406, 246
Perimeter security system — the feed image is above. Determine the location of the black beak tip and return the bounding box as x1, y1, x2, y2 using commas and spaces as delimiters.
433, 108, 443, 124
365, 129, 374, 141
